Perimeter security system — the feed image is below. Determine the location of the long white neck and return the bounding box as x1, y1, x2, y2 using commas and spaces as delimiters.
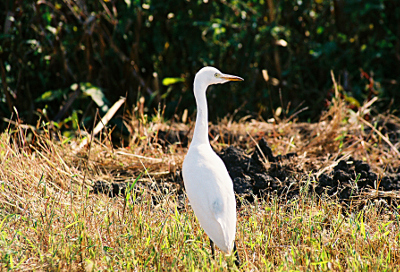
192, 79, 209, 145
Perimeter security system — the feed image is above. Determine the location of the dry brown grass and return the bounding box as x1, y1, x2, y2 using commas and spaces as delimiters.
0, 96, 399, 271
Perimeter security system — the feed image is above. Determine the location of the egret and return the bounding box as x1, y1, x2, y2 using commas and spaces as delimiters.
182, 66, 243, 266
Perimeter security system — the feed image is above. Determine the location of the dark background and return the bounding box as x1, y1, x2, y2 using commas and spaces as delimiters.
1, 0, 399, 132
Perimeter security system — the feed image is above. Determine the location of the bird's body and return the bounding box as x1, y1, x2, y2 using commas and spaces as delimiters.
183, 142, 236, 253
182, 67, 243, 260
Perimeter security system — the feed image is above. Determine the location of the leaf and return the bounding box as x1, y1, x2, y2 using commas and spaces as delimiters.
343, 94, 361, 108
162, 77, 185, 86
35, 89, 66, 102
124, 0, 131, 8
75, 83, 110, 112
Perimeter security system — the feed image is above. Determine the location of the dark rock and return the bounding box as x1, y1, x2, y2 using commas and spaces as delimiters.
339, 187, 352, 200
333, 169, 351, 183
172, 170, 184, 186
359, 170, 368, 180
354, 161, 370, 173
92, 181, 110, 195
253, 173, 274, 191
368, 172, 378, 182
318, 173, 337, 188
219, 146, 249, 169
276, 152, 297, 161
111, 182, 126, 196
92, 180, 126, 197
253, 138, 275, 162
334, 160, 349, 172
381, 176, 392, 190
233, 175, 253, 195
177, 193, 185, 211
219, 146, 251, 181
357, 178, 368, 188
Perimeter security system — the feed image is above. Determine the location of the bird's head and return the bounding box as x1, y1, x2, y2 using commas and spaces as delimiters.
195, 66, 244, 87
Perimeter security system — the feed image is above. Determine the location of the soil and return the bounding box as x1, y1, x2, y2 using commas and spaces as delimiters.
218, 138, 400, 207
93, 136, 400, 209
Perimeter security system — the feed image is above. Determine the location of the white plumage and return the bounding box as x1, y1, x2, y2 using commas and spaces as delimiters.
182, 67, 243, 258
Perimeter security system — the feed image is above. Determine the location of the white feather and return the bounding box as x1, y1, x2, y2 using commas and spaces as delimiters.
182, 67, 243, 255
183, 143, 236, 253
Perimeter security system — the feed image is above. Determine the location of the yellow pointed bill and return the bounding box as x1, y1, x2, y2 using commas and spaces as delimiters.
220, 74, 244, 81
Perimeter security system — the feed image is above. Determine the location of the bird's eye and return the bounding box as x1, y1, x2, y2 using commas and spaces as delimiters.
214, 73, 219, 77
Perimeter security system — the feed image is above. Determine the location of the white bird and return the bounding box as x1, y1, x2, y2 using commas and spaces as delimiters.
182, 66, 243, 265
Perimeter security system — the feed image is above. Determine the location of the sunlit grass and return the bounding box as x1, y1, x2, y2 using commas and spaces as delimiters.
1, 98, 400, 270
1, 171, 399, 271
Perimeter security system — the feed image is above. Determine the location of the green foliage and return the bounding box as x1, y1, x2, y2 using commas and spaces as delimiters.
162, 77, 185, 86
35, 89, 68, 103
0, 0, 399, 131
77, 83, 110, 113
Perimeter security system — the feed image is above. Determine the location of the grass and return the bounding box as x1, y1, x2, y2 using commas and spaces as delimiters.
1, 97, 400, 271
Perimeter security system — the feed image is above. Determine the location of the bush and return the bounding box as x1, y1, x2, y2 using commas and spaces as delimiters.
1, 0, 399, 131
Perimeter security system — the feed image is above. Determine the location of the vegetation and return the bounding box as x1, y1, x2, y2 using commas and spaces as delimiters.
1, 0, 399, 132
1, 1, 399, 270
1, 92, 399, 270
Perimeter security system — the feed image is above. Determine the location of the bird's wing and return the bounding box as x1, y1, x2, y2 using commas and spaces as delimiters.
209, 165, 236, 253
183, 147, 236, 253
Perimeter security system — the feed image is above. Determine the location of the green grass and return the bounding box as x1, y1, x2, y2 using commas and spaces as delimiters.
1, 172, 399, 271
1, 100, 400, 270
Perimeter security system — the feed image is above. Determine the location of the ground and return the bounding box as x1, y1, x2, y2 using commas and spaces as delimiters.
1, 98, 399, 270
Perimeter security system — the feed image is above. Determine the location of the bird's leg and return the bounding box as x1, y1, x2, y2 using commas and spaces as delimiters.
209, 238, 215, 259
233, 242, 241, 266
